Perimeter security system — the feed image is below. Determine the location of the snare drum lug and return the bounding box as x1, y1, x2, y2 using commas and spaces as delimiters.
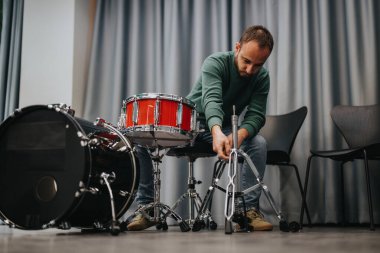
177, 102, 183, 127
154, 99, 160, 125
118, 109, 126, 129
133, 99, 139, 125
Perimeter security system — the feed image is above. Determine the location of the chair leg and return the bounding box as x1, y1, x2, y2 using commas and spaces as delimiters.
290, 164, 312, 226
340, 162, 346, 226
363, 150, 375, 231
300, 154, 314, 229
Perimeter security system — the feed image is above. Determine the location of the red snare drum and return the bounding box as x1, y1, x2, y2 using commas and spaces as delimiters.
119, 93, 197, 147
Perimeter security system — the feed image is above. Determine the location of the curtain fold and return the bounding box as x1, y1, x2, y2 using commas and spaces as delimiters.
0, 0, 24, 121
83, 0, 380, 225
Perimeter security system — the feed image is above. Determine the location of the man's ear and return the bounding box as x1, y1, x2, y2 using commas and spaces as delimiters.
234, 42, 241, 54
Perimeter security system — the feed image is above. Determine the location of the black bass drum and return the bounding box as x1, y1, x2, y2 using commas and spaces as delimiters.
0, 105, 139, 233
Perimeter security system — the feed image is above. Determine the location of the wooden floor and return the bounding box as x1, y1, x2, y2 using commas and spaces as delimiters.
1, 224, 379, 253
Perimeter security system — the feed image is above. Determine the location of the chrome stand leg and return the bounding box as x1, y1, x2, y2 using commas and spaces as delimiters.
100, 172, 120, 236
170, 158, 204, 227
140, 147, 190, 232
223, 106, 299, 234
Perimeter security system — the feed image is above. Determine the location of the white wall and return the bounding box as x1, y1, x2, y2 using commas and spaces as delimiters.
19, 0, 95, 117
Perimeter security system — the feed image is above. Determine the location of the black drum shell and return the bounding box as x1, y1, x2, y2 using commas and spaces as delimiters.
0, 105, 139, 229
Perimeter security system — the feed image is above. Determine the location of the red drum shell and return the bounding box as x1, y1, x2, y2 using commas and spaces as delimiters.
121, 93, 197, 147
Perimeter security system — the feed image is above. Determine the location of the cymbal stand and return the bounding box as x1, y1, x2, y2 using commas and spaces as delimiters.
134, 144, 191, 232
224, 106, 297, 234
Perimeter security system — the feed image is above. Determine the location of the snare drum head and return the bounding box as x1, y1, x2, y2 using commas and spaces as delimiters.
0, 105, 90, 229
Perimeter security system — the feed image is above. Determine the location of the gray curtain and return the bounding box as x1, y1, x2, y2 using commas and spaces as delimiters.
0, 0, 23, 121
83, 0, 380, 225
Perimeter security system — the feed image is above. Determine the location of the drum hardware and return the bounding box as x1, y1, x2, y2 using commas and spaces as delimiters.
99, 172, 120, 235
191, 159, 226, 232
169, 159, 204, 227
176, 100, 183, 127
75, 181, 99, 197
154, 98, 160, 125
132, 98, 139, 125
58, 221, 71, 230
2, 219, 15, 228
223, 106, 300, 234
134, 145, 191, 232
118, 190, 131, 197
95, 118, 134, 152
48, 103, 75, 116
93, 118, 136, 236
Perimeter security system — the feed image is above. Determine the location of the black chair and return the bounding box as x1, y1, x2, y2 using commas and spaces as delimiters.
259, 106, 311, 226
300, 104, 380, 230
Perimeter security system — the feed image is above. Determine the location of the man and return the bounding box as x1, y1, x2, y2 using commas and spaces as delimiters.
128, 25, 274, 231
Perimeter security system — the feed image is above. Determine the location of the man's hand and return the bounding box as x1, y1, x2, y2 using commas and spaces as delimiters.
211, 125, 231, 160
227, 128, 249, 149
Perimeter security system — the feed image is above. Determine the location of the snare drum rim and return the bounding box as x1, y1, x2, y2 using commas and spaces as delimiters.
123, 125, 194, 139
123, 93, 196, 108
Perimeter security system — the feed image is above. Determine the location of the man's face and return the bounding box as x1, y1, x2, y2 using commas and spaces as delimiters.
234, 40, 271, 77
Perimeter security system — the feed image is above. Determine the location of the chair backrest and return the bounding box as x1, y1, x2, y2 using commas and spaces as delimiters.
259, 106, 308, 155
330, 104, 380, 148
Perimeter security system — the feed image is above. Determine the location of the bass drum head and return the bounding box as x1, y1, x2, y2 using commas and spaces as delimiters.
0, 105, 89, 229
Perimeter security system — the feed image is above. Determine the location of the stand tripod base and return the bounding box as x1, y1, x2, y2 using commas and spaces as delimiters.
225, 218, 233, 234
171, 191, 201, 223
133, 203, 191, 232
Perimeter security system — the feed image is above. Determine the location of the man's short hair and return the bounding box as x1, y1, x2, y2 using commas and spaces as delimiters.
239, 25, 274, 52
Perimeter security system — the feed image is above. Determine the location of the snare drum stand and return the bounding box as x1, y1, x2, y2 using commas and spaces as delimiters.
134, 144, 191, 232
224, 106, 297, 234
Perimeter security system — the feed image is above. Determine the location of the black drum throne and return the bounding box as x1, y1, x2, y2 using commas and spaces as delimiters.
166, 140, 218, 230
